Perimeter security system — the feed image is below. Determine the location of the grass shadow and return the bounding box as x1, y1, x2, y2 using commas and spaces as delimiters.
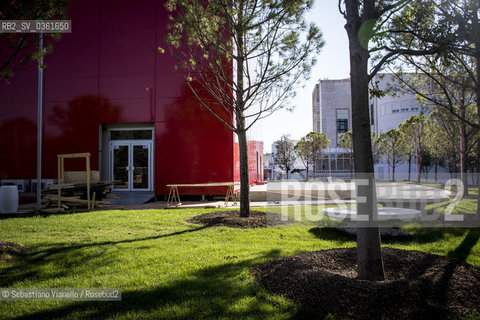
308, 227, 356, 242
0, 225, 209, 288
308, 224, 477, 249
447, 229, 480, 262
0, 208, 108, 220
7, 249, 302, 320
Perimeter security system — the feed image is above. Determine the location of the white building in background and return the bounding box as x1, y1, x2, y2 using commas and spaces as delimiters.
370, 74, 429, 134
313, 78, 352, 147
312, 74, 427, 180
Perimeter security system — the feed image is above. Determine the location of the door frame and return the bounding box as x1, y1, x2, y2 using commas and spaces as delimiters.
109, 139, 154, 192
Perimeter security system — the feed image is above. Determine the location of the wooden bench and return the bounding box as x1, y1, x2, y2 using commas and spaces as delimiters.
166, 182, 240, 208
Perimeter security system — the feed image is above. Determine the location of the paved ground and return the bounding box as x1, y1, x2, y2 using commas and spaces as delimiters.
11, 182, 451, 213
106, 181, 450, 210
106, 199, 356, 210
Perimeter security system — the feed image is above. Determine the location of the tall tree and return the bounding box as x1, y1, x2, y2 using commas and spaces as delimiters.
423, 116, 450, 181
398, 123, 415, 181
0, 0, 69, 80
399, 113, 427, 185
339, 130, 354, 179
274, 135, 296, 180
339, 0, 448, 280
294, 138, 311, 180
432, 110, 461, 175
378, 128, 407, 181
295, 131, 329, 180
395, 60, 479, 193
165, 0, 324, 217
390, 0, 480, 131
388, 0, 480, 212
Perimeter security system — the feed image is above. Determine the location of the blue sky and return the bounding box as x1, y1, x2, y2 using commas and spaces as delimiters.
260, 0, 350, 153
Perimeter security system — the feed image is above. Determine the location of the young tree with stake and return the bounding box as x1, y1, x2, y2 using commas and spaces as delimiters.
165, 0, 324, 217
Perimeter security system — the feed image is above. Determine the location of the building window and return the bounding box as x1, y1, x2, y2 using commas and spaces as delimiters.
337, 119, 348, 133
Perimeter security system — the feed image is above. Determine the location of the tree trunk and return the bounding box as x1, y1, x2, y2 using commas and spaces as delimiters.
418, 149, 423, 184
350, 153, 353, 180
435, 162, 438, 182
235, 3, 249, 218
408, 154, 411, 181
237, 128, 250, 217
415, 133, 421, 184
460, 112, 469, 196
312, 158, 316, 179
453, 154, 457, 174
392, 163, 395, 182
476, 141, 479, 187
473, 0, 480, 215
477, 140, 480, 215
345, 0, 385, 281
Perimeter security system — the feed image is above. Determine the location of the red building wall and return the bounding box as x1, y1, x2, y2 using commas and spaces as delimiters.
233, 140, 264, 185
0, 0, 265, 196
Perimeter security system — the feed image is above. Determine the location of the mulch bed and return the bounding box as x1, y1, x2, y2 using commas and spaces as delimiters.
252, 247, 480, 319
0, 240, 29, 258
185, 210, 296, 228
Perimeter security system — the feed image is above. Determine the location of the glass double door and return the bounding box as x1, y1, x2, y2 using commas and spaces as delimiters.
110, 140, 153, 191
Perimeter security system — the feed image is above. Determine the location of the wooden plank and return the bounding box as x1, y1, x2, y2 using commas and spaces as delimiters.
57, 152, 91, 158
45, 180, 122, 191
43, 207, 65, 213
166, 182, 240, 187
104, 193, 120, 199
45, 195, 111, 205
166, 182, 241, 207
64, 171, 100, 183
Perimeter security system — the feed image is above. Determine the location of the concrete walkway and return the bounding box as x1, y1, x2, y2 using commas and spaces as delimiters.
105, 182, 450, 210
248, 181, 450, 201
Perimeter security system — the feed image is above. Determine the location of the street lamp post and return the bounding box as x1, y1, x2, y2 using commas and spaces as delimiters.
36, 32, 44, 211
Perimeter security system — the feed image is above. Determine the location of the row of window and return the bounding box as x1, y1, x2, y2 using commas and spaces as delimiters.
392, 106, 428, 114
335, 106, 427, 134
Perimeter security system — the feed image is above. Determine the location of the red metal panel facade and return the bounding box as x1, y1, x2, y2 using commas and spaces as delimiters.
0, 0, 263, 196
233, 140, 264, 185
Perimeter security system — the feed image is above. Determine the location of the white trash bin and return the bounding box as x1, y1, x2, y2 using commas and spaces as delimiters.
0, 185, 19, 213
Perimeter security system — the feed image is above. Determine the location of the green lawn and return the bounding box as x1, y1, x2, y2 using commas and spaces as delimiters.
0, 204, 480, 319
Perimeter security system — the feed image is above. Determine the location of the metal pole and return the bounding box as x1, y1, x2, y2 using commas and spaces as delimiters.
36, 33, 44, 211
